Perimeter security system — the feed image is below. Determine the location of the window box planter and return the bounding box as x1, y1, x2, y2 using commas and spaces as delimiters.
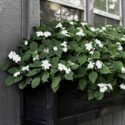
23, 82, 125, 125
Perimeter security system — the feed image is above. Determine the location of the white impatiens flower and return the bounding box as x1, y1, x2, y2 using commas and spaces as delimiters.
22, 66, 30, 71
53, 46, 58, 51
121, 36, 125, 41
121, 67, 125, 73
13, 71, 20, 77
70, 21, 74, 25
61, 30, 70, 37
58, 63, 71, 74
36, 31, 44, 37
90, 27, 96, 32
61, 41, 68, 52
97, 83, 107, 93
43, 31, 51, 38
102, 27, 106, 31
81, 22, 87, 26
116, 42, 123, 51
85, 42, 93, 51
95, 60, 103, 69
33, 55, 39, 61
120, 84, 125, 90
68, 61, 75, 66
56, 23, 63, 28
43, 48, 49, 53
97, 83, 113, 93
76, 30, 86, 37
89, 51, 94, 55
8, 51, 21, 63
87, 61, 95, 69
95, 39, 103, 48
62, 47, 68, 52
41, 60, 51, 70
24, 40, 28, 45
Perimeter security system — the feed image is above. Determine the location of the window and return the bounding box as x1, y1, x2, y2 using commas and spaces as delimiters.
40, 0, 86, 23
93, 0, 122, 26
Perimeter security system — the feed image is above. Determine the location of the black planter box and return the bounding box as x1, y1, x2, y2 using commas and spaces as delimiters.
23, 82, 125, 125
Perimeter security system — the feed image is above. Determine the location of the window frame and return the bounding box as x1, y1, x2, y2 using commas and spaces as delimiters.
93, 0, 122, 25
47, 0, 86, 21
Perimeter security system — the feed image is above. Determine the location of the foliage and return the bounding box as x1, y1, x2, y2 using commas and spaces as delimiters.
1, 20, 125, 100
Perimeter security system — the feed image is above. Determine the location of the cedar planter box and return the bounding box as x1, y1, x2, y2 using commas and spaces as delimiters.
23, 82, 125, 125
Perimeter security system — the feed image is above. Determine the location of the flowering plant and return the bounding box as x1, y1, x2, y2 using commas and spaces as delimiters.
1, 20, 125, 100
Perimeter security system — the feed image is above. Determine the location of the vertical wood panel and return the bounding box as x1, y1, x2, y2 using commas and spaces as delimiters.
102, 114, 112, 125
92, 118, 102, 125
121, 111, 125, 125
113, 112, 121, 125
79, 121, 92, 125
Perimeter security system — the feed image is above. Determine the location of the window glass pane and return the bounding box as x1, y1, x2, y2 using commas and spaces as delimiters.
94, 0, 106, 11
40, 1, 82, 23
106, 17, 119, 24
108, 0, 120, 15
94, 14, 106, 26
94, 14, 120, 26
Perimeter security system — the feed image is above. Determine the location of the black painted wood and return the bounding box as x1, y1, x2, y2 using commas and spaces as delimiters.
23, 82, 125, 125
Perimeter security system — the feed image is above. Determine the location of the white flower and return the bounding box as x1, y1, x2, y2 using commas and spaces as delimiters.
24, 40, 28, 45
58, 63, 71, 74
76, 30, 86, 37
121, 67, 125, 73
22, 66, 30, 71
43, 48, 49, 53
33, 55, 39, 61
69, 61, 75, 66
44, 31, 51, 37
65, 68, 71, 74
90, 27, 96, 32
97, 83, 113, 93
70, 22, 74, 25
116, 42, 123, 51
61, 41, 67, 47
120, 84, 125, 90
41, 60, 51, 70
81, 22, 87, 26
89, 51, 94, 55
97, 83, 107, 93
95, 39, 103, 48
61, 30, 70, 37
13, 71, 20, 77
121, 36, 125, 41
8, 51, 15, 59
96, 60, 103, 69
56, 23, 63, 28
87, 61, 95, 69
53, 46, 58, 51
102, 27, 106, 31
36, 31, 44, 37
85, 42, 93, 51
8, 51, 21, 63
62, 47, 68, 52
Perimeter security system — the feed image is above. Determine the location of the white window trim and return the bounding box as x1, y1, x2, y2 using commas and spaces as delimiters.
48, 0, 85, 10
93, 0, 122, 24
93, 8, 121, 20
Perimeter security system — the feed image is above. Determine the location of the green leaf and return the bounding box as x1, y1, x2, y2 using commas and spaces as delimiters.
51, 76, 61, 92
64, 72, 74, 81
99, 65, 110, 74
30, 42, 38, 50
7, 68, 18, 74
29, 61, 41, 68
89, 71, 97, 84
5, 76, 15, 86
5, 76, 22, 86
42, 72, 49, 83
78, 56, 87, 65
26, 69, 40, 77
19, 81, 27, 89
71, 64, 79, 70
120, 52, 125, 58
94, 91, 104, 100
74, 68, 86, 78
78, 79, 86, 91
88, 90, 95, 100
92, 51, 100, 59
31, 77, 40, 88
113, 61, 123, 70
